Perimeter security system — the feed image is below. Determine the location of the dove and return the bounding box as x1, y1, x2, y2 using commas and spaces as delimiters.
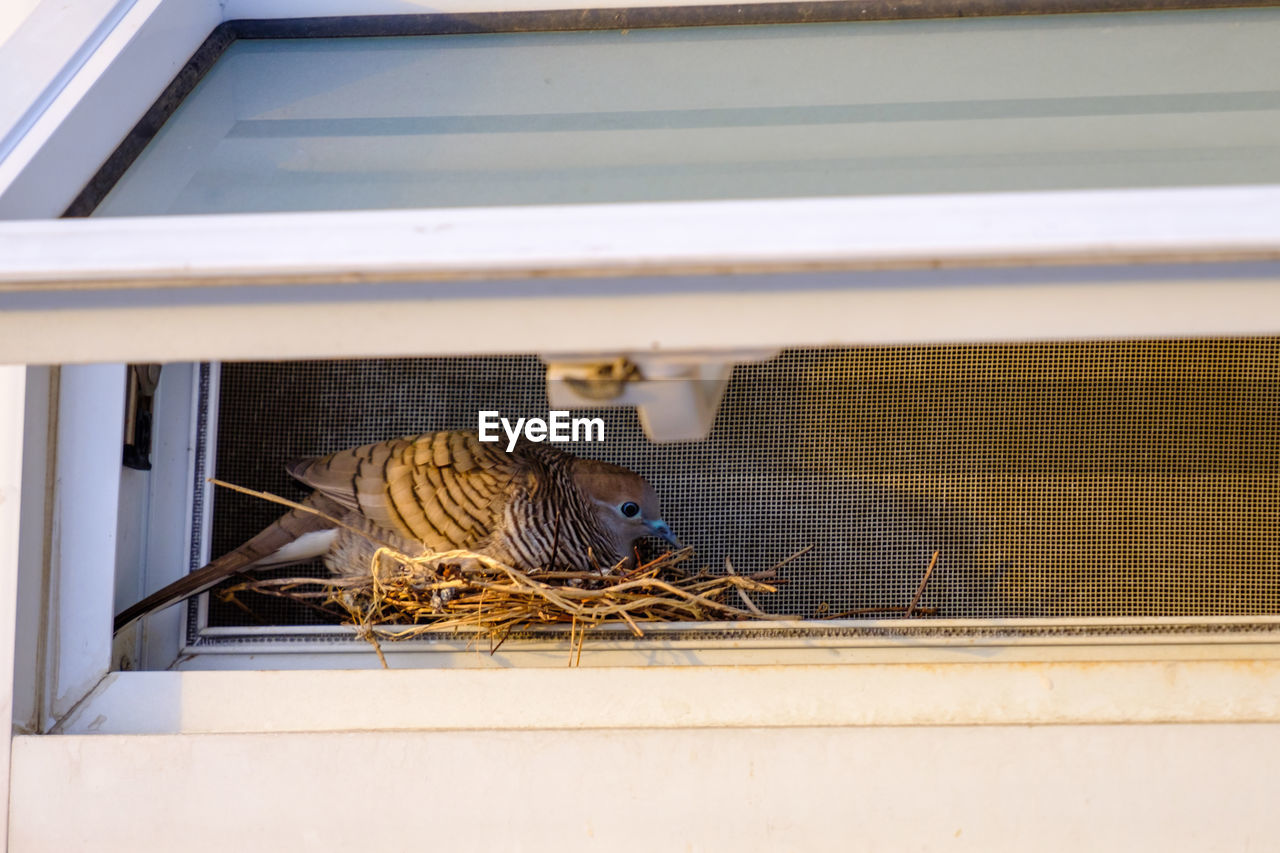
114, 430, 676, 632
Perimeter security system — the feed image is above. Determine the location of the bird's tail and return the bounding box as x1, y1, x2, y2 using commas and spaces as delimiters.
113, 494, 342, 633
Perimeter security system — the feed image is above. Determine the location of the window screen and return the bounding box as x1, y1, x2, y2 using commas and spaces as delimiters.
205, 342, 1280, 633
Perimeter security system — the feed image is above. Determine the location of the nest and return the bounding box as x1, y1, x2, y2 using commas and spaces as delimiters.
211, 479, 940, 666
221, 546, 794, 666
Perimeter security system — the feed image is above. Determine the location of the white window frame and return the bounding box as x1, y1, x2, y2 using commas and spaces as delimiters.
4, 2, 1280, 847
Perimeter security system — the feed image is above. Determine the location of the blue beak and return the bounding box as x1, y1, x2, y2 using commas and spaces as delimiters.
647, 519, 680, 547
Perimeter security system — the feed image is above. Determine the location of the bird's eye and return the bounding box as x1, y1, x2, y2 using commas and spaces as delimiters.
620, 501, 640, 518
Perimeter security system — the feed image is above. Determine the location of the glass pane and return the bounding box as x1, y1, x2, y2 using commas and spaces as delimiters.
95, 9, 1280, 216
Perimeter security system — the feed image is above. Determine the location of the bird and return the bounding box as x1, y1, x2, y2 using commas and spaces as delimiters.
114, 429, 677, 633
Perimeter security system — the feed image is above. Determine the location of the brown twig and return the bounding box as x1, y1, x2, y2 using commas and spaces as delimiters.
725, 556, 769, 618
764, 544, 815, 574
616, 607, 645, 638
903, 550, 940, 619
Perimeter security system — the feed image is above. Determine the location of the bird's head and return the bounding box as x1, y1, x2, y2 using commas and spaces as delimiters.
573, 458, 679, 563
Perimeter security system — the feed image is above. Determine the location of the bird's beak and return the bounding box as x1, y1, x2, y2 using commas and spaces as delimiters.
647, 519, 680, 547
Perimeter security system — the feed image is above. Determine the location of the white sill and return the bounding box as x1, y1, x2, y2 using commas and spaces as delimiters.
56, 654, 1280, 735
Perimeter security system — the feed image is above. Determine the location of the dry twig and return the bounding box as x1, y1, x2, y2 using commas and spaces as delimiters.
903, 550, 941, 619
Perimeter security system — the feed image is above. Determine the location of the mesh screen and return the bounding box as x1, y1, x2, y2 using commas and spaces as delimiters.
207, 340, 1280, 628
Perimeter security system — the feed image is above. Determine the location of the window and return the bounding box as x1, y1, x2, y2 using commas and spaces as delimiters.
44, 4, 1277, 668
3, 7, 1280, 846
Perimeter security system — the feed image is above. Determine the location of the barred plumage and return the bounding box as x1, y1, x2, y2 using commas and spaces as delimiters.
114, 430, 676, 633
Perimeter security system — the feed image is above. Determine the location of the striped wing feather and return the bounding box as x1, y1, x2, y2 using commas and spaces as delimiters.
285, 431, 526, 552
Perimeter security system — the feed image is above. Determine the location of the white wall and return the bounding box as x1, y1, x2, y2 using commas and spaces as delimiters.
12, 724, 1280, 852
0, 0, 41, 48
